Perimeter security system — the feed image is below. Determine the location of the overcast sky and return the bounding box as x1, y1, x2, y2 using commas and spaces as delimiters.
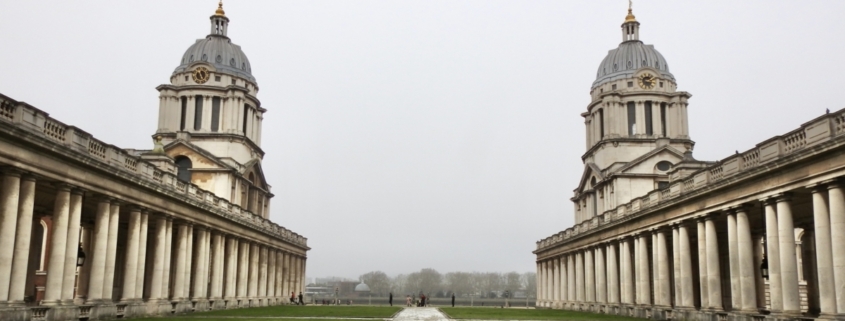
2, 0, 844, 280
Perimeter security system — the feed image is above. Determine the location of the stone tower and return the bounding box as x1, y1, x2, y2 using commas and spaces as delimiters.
151, 2, 272, 218
572, 6, 700, 224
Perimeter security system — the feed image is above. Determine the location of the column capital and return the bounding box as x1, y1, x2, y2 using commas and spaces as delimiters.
54, 182, 75, 192
71, 187, 87, 196
759, 196, 778, 206
773, 192, 793, 203
727, 203, 754, 214
824, 179, 844, 190
0, 166, 24, 177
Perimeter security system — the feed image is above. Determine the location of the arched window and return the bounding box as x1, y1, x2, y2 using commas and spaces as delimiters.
175, 156, 192, 183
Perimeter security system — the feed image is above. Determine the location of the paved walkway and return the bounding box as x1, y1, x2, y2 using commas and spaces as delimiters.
392, 307, 449, 321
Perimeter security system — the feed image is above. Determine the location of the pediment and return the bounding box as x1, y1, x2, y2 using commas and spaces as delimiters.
617, 145, 686, 175
164, 140, 233, 171
241, 158, 270, 191
575, 163, 605, 194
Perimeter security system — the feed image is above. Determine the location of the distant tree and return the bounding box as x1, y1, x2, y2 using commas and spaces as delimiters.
487, 291, 497, 298
360, 271, 391, 296
504, 272, 521, 292
444, 272, 473, 296
521, 272, 536, 298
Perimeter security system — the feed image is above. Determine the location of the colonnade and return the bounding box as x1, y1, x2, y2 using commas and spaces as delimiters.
0, 168, 307, 310
537, 181, 845, 319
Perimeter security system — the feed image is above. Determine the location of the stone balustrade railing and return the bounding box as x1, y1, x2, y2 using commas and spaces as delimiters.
0, 94, 307, 248
537, 108, 845, 250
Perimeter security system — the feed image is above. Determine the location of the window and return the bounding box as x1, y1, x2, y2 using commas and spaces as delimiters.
242, 104, 250, 134
184, 76, 189, 81
211, 97, 221, 132
627, 102, 636, 136
645, 101, 653, 136
627, 81, 633, 88
612, 84, 617, 90
179, 96, 187, 130
598, 109, 604, 139
231, 79, 236, 85
656, 161, 672, 171
600, 88, 604, 93
175, 156, 193, 182
194, 95, 203, 130
215, 76, 221, 82
660, 103, 667, 137
657, 181, 670, 190
659, 82, 664, 88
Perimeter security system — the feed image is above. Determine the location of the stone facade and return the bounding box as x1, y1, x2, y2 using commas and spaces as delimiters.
0, 3, 308, 321
535, 7, 845, 321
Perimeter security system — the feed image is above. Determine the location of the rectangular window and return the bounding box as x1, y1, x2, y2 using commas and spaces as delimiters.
598, 109, 604, 139
627, 102, 636, 136
215, 76, 221, 82
645, 101, 653, 136
194, 95, 203, 130
211, 97, 221, 132
660, 103, 667, 137
242, 104, 250, 134
180, 96, 187, 130
612, 84, 617, 90
627, 81, 633, 88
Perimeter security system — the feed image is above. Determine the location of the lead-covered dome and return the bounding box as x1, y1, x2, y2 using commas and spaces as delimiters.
174, 37, 255, 83
592, 41, 674, 88
172, 2, 256, 83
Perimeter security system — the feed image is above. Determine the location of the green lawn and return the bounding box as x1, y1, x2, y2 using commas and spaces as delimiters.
439, 307, 647, 320
188, 305, 399, 318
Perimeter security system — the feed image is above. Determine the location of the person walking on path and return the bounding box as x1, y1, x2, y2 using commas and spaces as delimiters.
406, 295, 411, 307
451, 293, 455, 307
298, 292, 304, 305
389, 292, 393, 306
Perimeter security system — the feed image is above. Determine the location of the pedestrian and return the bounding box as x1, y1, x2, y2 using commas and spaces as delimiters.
298, 292, 304, 305
420, 293, 426, 307
406, 295, 411, 307
389, 292, 393, 306
290, 292, 295, 304
451, 292, 455, 307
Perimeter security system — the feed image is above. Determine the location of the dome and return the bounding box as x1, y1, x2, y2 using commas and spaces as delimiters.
174, 36, 255, 83
354, 282, 370, 292
592, 41, 675, 88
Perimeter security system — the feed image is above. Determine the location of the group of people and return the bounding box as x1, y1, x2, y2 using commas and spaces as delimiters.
290, 291, 304, 305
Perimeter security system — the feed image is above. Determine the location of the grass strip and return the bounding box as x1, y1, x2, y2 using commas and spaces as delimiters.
440, 307, 648, 320
186, 306, 401, 318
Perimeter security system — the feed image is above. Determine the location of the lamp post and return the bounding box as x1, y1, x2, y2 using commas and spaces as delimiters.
335, 287, 339, 305
504, 290, 510, 308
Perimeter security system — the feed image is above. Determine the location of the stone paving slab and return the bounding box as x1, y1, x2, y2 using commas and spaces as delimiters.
392, 307, 449, 321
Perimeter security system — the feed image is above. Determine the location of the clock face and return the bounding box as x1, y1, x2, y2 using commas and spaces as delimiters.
192, 67, 210, 84
638, 73, 656, 89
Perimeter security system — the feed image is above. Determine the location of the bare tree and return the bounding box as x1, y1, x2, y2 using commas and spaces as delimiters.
504, 271, 522, 293
360, 271, 391, 296
444, 272, 473, 296
521, 272, 536, 297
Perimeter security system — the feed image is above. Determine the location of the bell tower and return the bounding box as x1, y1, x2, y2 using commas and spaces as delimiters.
571, 5, 698, 224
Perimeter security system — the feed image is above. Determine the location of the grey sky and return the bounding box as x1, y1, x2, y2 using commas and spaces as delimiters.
2, 0, 844, 279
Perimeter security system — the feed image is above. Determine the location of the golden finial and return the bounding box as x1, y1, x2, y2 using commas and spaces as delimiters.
215, 0, 226, 16
624, 0, 637, 23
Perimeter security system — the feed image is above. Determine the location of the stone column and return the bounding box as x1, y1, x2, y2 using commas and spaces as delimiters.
268, 250, 277, 303
566, 254, 572, 304
8, 175, 35, 305
678, 222, 694, 308
184, 225, 194, 297
828, 182, 845, 314
102, 201, 120, 301
192, 227, 207, 300
552, 258, 559, 304
672, 224, 680, 307
122, 207, 142, 301
211, 233, 224, 299
281, 252, 290, 301
735, 206, 758, 312
763, 198, 782, 311
809, 184, 836, 315
697, 217, 709, 308
620, 238, 631, 304
150, 215, 167, 301
135, 211, 149, 299
576, 251, 584, 302
162, 218, 173, 300
607, 242, 618, 304
775, 194, 800, 313
595, 245, 606, 303
59, 189, 83, 303
560, 256, 567, 302
76, 225, 93, 303
224, 237, 238, 299
657, 229, 670, 307
173, 223, 189, 299
42, 184, 72, 305
237, 241, 249, 301
638, 234, 650, 305
276, 251, 284, 301
87, 197, 111, 302
585, 248, 595, 303
259, 246, 268, 303
300, 257, 306, 295
705, 214, 722, 310
541, 260, 548, 304
0, 169, 21, 302
249, 243, 259, 302
727, 211, 741, 310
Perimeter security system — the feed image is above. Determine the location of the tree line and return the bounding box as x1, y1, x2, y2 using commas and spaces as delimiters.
359, 269, 536, 298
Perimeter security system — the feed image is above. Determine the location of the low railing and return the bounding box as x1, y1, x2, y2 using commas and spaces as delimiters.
0, 93, 307, 248
537, 107, 845, 250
